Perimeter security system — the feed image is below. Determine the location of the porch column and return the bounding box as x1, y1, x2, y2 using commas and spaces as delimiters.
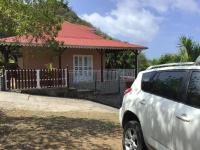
3, 46, 9, 69
58, 54, 62, 69
58, 48, 65, 69
134, 50, 139, 79
100, 50, 105, 82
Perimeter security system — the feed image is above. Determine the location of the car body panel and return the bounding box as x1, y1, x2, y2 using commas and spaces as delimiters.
120, 65, 200, 150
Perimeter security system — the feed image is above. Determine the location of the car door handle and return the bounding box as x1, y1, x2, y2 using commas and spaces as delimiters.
176, 114, 191, 122
139, 100, 146, 105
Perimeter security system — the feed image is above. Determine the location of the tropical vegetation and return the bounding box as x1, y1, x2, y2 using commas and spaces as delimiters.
151, 36, 200, 67
106, 36, 200, 71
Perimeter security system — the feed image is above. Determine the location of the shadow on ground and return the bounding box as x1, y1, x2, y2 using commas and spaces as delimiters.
0, 110, 121, 150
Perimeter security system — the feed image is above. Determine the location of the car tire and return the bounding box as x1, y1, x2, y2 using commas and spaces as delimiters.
123, 120, 147, 150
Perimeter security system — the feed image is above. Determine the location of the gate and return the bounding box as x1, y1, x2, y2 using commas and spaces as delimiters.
4, 68, 69, 91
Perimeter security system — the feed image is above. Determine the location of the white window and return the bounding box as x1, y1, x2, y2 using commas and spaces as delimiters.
73, 55, 93, 82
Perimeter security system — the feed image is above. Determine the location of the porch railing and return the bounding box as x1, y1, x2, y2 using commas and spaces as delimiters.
2, 68, 134, 92
5, 68, 68, 91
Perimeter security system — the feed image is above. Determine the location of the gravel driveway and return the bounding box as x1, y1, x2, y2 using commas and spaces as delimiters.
0, 93, 118, 113
0, 93, 122, 150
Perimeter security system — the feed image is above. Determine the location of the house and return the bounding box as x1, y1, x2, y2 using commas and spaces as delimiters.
0, 21, 147, 83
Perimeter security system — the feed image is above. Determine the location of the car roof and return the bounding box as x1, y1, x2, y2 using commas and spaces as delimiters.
143, 63, 200, 74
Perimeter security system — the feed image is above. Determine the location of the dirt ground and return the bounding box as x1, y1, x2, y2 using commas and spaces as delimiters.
0, 109, 122, 150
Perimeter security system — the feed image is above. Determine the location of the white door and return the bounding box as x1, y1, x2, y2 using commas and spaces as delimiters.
148, 71, 187, 150
173, 71, 200, 150
73, 55, 93, 82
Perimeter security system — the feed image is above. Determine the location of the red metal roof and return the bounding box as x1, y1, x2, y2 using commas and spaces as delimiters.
0, 21, 147, 50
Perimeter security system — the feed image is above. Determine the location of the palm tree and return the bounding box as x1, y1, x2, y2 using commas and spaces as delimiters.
178, 36, 200, 62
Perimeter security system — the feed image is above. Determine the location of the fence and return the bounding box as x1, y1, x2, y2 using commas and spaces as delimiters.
2, 68, 134, 93
68, 69, 135, 93
68, 69, 134, 82
4, 69, 68, 91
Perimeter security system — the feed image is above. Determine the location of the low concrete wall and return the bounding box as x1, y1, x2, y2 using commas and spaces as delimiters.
20, 82, 126, 108
71, 80, 128, 94
22, 88, 69, 97
83, 93, 123, 108
22, 87, 78, 98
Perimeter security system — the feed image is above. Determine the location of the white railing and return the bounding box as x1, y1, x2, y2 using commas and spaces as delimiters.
4, 68, 68, 91
68, 69, 135, 83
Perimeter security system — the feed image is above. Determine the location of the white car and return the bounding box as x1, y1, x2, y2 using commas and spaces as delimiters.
120, 62, 200, 150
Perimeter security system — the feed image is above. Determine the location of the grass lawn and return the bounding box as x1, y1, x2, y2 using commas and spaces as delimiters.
0, 109, 122, 150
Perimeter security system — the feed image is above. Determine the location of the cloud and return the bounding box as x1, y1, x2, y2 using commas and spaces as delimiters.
143, 0, 200, 13
172, 0, 200, 14
82, 0, 160, 44
82, 0, 200, 44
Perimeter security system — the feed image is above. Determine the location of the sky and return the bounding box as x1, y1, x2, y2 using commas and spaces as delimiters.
68, 0, 200, 59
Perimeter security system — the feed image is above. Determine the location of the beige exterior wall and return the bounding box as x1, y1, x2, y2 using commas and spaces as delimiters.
19, 47, 105, 70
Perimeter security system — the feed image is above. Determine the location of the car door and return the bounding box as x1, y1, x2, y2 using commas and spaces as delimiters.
148, 71, 187, 150
173, 71, 200, 150
135, 71, 157, 143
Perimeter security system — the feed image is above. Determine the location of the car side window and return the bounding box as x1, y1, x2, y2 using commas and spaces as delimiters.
151, 71, 186, 101
187, 71, 200, 108
141, 71, 156, 93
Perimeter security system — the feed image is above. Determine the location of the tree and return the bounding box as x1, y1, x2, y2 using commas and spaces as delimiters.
0, 0, 65, 39
150, 54, 180, 65
0, 0, 67, 68
150, 36, 200, 66
138, 53, 150, 71
178, 36, 200, 62
106, 51, 135, 69
106, 51, 150, 71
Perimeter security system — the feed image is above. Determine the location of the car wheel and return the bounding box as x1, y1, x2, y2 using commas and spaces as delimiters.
123, 121, 147, 150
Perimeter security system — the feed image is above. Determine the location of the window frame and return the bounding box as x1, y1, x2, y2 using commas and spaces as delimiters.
185, 70, 200, 109
141, 71, 157, 93
150, 69, 189, 103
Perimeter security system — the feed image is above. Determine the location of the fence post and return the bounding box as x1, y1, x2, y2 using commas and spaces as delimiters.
4, 69, 7, 91
118, 72, 121, 94
66, 66, 70, 88
94, 71, 97, 92
36, 70, 41, 89
64, 68, 68, 87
